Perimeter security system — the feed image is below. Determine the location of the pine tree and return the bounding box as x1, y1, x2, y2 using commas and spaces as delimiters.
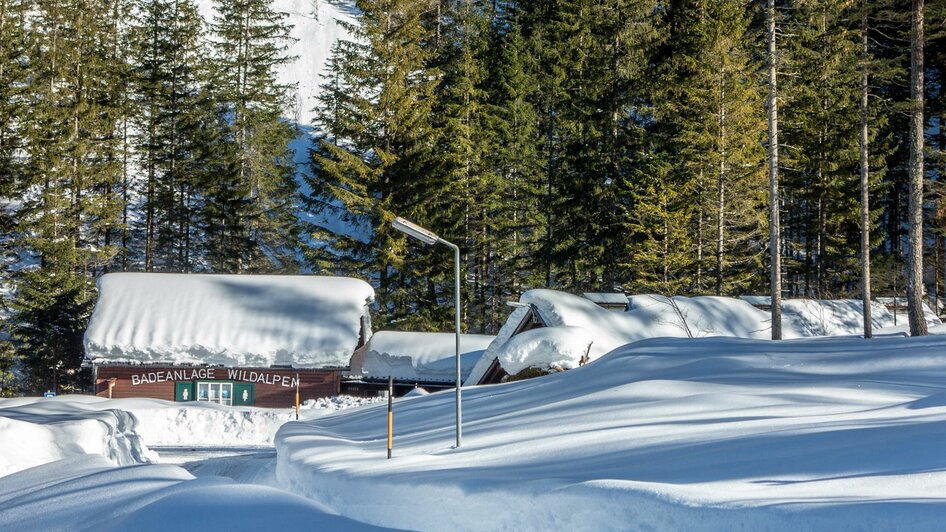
130, 0, 212, 273
781, 0, 862, 298
209, 0, 301, 272
11, 0, 127, 391
307, 0, 444, 329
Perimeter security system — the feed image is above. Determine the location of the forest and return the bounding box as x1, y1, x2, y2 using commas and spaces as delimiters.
0, 0, 944, 393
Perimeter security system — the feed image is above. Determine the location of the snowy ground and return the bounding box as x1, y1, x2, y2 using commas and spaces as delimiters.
0, 395, 389, 531
277, 334, 946, 531
7, 336, 946, 530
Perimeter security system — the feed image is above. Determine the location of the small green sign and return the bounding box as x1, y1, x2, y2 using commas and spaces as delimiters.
175, 381, 194, 402
233, 383, 254, 406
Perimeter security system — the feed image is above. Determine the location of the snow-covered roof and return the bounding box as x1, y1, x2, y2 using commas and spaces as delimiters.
582, 293, 629, 306
468, 291, 784, 380
84, 273, 374, 368
359, 331, 495, 383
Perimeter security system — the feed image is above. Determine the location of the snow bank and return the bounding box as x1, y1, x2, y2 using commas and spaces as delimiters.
275, 334, 946, 531
0, 397, 156, 477
740, 296, 942, 336
360, 331, 495, 382
84, 273, 374, 368
0, 455, 390, 531
0, 395, 382, 460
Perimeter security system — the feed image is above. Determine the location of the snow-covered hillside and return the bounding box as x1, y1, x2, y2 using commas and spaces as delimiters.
277, 334, 946, 530
196, 0, 359, 127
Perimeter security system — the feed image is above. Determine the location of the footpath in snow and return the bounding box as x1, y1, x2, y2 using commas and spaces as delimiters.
276, 334, 946, 531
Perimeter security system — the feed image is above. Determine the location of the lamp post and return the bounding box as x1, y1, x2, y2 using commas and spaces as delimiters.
392, 216, 462, 448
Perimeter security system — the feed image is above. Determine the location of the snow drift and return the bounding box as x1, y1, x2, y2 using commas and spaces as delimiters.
0, 397, 157, 477
276, 334, 946, 531
739, 296, 942, 336
84, 273, 374, 368
0, 455, 390, 532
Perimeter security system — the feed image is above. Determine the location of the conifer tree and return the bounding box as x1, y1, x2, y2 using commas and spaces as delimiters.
432, 1, 498, 332
307, 0, 443, 328
782, 0, 862, 297
649, 0, 766, 296
0, 0, 30, 393
130, 0, 212, 272
906, 0, 927, 336
209, 0, 300, 272
11, 0, 127, 392
480, 19, 545, 329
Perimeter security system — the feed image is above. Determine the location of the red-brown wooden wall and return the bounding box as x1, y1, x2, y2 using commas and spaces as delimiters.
95, 365, 340, 408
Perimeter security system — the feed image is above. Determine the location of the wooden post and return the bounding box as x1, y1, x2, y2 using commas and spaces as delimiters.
387, 375, 393, 459
107, 378, 117, 399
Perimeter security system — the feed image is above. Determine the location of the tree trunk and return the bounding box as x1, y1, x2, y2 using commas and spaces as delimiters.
716, 83, 726, 296
907, 0, 927, 337
860, 0, 872, 338
767, 0, 782, 339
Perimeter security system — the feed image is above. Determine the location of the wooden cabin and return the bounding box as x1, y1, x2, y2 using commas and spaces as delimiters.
84, 273, 374, 408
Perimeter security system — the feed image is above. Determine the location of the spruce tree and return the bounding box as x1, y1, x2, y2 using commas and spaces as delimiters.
11, 0, 127, 392
781, 0, 862, 298
0, 0, 30, 394
307, 0, 444, 329
209, 0, 301, 272
480, 18, 545, 329
130, 0, 212, 272
648, 0, 766, 296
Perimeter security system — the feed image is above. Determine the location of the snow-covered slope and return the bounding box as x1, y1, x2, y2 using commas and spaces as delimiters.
196, 0, 358, 127
276, 334, 946, 531
84, 273, 374, 368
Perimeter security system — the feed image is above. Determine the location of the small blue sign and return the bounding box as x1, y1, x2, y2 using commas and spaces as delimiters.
43, 391, 56, 398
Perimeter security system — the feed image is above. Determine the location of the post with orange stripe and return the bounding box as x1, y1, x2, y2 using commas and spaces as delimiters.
295, 373, 300, 420
387, 375, 393, 459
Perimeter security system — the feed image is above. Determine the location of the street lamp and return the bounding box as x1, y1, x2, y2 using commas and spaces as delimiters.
392, 216, 463, 448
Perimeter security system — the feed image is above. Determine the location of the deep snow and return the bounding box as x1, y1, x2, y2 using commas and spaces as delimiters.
0, 455, 395, 532
358, 331, 495, 383
276, 334, 946, 531
84, 273, 374, 368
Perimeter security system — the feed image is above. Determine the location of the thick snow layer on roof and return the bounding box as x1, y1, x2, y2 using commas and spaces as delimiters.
276, 334, 946, 530
84, 273, 374, 368
360, 331, 495, 383
464, 305, 531, 385
581, 292, 629, 305
530, 290, 784, 351
496, 326, 593, 375
469, 291, 789, 378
